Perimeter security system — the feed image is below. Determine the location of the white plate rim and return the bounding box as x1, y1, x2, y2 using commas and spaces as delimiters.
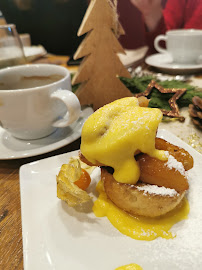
19, 129, 202, 270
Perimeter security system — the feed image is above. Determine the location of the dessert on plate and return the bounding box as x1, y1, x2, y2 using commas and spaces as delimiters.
57, 97, 193, 240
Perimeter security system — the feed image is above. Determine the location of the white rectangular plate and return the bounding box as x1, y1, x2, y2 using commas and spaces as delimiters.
20, 129, 202, 270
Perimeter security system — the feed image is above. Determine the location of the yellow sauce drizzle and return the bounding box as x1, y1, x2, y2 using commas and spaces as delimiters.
115, 263, 143, 270
81, 97, 167, 185
93, 181, 190, 241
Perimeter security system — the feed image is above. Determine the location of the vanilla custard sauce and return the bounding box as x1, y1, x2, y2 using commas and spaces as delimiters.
81, 97, 168, 185
115, 263, 143, 270
93, 181, 189, 241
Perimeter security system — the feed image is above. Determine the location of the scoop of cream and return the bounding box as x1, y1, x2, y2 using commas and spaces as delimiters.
81, 97, 167, 184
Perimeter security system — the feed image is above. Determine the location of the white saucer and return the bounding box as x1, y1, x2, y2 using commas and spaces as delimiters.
0, 106, 93, 160
145, 53, 202, 74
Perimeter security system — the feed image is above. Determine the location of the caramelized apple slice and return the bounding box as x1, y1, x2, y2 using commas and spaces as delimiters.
155, 138, 193, 171
137, 154, 189, 192
136, 138, 193, 192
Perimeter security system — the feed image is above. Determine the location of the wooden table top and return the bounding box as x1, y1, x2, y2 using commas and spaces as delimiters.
0, 54, 201, 270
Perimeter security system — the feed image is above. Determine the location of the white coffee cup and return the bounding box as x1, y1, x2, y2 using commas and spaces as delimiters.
154, 29, 202, 64
0, 64, 81, 140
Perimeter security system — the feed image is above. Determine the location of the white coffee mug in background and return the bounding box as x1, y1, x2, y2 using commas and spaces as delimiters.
154, 29, 202, 64
0, 64, 81, 140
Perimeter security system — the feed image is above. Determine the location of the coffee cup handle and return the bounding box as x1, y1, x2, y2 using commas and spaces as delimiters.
51, 90, 81, 127
154, 35, 167, 54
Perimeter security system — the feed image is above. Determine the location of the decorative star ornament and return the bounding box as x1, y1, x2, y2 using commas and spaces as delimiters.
135, 80, 187, 122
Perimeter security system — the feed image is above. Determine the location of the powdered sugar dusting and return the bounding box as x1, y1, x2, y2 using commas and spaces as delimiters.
136, 184, 178, 197
164, 151, 170, 157
166, 155, 186, 176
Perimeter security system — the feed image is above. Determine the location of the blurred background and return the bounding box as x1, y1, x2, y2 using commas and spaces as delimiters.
0, 0, 168, 56
0, 0, 88, 56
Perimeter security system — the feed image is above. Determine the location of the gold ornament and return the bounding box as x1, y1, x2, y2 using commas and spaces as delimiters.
135, 80, 187, 122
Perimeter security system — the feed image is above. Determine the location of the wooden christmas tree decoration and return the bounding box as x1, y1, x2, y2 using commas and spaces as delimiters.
72, 0, 132, 110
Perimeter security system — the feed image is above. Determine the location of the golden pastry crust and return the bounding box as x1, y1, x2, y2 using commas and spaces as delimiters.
102, 168, 185, 217
80, 137, 192, 217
